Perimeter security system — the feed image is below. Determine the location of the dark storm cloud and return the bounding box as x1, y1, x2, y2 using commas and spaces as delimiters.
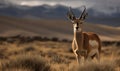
0, 0, 120, 14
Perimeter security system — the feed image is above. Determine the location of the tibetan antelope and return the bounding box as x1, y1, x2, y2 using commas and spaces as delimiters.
67, 6, 101, 64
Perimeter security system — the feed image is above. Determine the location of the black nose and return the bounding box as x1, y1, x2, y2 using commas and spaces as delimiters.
76, 27, 79, 30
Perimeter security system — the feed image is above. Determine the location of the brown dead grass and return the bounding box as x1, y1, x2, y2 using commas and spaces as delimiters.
1, 54, 50, 71
0, 41, 119, 71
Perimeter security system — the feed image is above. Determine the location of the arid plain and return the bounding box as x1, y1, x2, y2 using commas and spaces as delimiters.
0, 16, 120, 71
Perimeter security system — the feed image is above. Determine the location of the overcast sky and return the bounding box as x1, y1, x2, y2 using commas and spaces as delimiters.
0, 0, 120, 14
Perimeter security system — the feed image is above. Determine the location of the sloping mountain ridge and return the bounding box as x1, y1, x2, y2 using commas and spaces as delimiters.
0, 4, 120, 26
0, 16, 119, 41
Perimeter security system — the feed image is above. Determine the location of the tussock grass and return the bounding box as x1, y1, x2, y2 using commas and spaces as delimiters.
1, 54, 51, 71
4, 69, 32, 71
0, 41, 119, 71
115, 57, 120, 67
24, 46, 35, 52
0, 48, 8, 59
76, 62, 115, 71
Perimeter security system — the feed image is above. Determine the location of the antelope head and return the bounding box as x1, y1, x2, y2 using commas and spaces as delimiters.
67, 6, 88, 32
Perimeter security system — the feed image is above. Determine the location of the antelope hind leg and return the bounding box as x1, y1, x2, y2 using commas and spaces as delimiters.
95, 51, 100, 63
86, 49, 98, 62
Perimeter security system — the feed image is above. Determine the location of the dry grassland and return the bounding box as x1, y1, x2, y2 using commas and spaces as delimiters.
0, 41, 119, 71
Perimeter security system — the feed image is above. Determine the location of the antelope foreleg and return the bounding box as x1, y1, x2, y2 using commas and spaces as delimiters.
72, 40, 80, 64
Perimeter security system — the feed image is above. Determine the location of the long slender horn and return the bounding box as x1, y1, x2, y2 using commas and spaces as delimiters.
79, 6, 87, 20
67, 7, 76, 20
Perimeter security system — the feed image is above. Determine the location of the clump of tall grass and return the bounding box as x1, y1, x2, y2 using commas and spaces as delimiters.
1, 54, 50, 71
24, 46, 35, 52
115, 57, 120, 67
70, 61, 115, 71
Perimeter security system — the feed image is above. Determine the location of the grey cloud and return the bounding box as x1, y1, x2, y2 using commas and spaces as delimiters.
0, 0, 120, 14
1, 0, 120, 7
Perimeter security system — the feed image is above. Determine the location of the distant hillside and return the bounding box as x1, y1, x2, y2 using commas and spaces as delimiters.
0, 16, 120, 41
0, 4, 120, 26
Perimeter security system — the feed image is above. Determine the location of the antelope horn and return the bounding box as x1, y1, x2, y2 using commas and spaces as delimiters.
79, 6, 87, 20
67, 7, 76, 20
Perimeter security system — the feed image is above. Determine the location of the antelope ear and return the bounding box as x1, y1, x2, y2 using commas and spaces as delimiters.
67, 7, 76, 20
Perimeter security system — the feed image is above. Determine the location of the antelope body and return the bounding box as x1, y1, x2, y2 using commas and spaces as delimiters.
67, 6, 101, 64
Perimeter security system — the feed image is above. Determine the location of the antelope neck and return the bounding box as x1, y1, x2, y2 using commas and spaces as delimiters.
74, 30, 84, 50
